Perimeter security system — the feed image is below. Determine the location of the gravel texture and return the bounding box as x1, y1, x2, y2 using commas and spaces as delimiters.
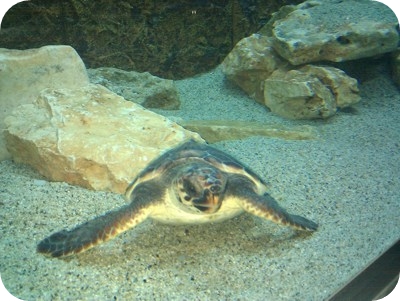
1, 60, 399, 300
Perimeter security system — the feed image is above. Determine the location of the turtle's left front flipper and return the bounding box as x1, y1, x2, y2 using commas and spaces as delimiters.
37, 181, 161, 257
226, 175, 318, 231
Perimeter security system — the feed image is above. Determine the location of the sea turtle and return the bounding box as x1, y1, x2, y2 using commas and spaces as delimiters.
37, 139, 318, 257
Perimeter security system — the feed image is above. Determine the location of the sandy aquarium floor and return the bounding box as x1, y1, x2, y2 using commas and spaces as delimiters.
1, 60, 400, 301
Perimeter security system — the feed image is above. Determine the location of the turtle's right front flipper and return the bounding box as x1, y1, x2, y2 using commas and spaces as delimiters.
37, 182, 162, 257
226, 174, 318, 232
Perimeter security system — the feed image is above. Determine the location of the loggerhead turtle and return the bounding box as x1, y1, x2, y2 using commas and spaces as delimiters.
37, 139, 318, 257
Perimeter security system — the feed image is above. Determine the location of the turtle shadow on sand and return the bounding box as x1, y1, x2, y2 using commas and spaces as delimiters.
61, 214, 315, 268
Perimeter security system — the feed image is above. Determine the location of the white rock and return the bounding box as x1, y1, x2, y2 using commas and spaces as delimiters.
0, 45, 89, 160
4, 84, 202, 193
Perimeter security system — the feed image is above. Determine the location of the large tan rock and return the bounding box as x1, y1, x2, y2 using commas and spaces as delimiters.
271, 0, 399, 65
221, 34, 286, 103
263, 64, 359, 119
4, 84, 202, 194
88, 67, 180, 110
0, 45, 90, 161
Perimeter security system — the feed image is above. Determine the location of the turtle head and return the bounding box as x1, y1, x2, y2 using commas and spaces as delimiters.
174, 165, 227, 214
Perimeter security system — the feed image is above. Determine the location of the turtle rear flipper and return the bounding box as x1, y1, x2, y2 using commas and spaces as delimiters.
226, 175, 318, 231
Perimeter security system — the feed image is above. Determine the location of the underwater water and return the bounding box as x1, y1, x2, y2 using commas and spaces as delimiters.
1, 62, 400, 300
1, 1, 400, 300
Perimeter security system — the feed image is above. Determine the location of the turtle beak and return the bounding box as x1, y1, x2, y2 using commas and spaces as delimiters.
208, 194, 222, 213
193, 190, 222, 213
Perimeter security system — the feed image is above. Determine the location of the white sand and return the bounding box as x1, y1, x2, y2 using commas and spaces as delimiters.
1, 61, 399, 300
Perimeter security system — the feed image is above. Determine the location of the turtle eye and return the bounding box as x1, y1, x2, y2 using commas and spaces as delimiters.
183, 179, 197, 195
210, 185, 221, 193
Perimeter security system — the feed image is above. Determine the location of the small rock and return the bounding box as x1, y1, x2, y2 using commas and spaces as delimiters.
33, 179, 48, 186
4, 84, 202, 193
298, 65, 360, 108
264, 68, 337, 119
179, 120, 317, 142
0, 45, 89, 161
263, 65, 360, 119
221, 34, 286, 103
88, 67, 180, 110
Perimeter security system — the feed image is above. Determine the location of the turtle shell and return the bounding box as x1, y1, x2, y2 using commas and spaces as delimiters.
124, 139, 269, 199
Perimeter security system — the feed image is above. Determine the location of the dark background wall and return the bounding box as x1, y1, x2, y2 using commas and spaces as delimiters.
0, 0, 302, 79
